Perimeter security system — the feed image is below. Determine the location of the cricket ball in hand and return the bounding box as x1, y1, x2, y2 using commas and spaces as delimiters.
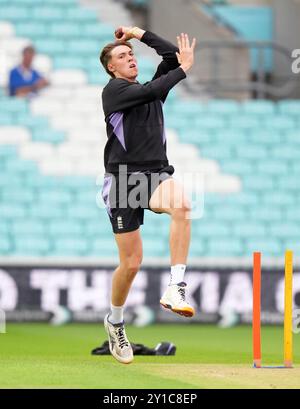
115, 28, 123, 39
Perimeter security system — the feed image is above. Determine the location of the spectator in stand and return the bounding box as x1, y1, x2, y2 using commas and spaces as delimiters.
9, 45, 49, 97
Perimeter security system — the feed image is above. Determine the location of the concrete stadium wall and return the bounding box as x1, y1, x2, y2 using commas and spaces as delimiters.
149, 0, 250, 99
273, 0, 300, 98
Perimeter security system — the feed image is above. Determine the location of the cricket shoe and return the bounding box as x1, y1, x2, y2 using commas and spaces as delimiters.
104, 314, 134, 364
160, 282, 195, 318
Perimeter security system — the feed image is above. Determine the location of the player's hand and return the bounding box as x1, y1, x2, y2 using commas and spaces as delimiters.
115, 26, 145, 41
176, 33, 196, 73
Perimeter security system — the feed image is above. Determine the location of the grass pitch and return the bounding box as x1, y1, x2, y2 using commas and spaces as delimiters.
0, 323, 299, 389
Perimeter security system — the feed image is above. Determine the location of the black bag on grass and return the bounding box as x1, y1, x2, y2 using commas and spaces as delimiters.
91, 341, 176, 356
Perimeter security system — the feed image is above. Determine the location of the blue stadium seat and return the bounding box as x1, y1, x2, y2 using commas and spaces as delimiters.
15, 23, 48, 37
215, 130, 248, 144
257, 161, 289, 175
5, 159, 38, 175
206, 100, 240, 114
0, 238, 12, 254
221, 160, 254, 176
0, 6, 30, 20
241, 100, 275, 115
91, 239, 118, 257
249, 131, 282, 144
11, 220, 46, 235
1, 189, 35, 204
211, 206, 248, 221
0, 204, 26, 218
243, 175, 274, 191
249, 207, 282, 222
1, 98, 28, 114
32, 7, 65, 21
269, 224, 299, 238
29, 203, 66, 219
263, 116, 296, 130
207, 239, 244, 256
228, 116, 261, 130
195, 115, 226, 130
53, 238, 89, 256
188, 241, 207, 257
50, 23, 81, 37
0, 114, 13, 126
48, 221, 83, 236
278, 101, 300, 116
0, 221, 9, 234
13, 236, 51, 256
233, 222, 266, 237
246, 239, 281, 256
38, 190, 73, 205
66, 8, 98, 22
196, 221, 231, 236
83, 23, 114, 39
34, 39, 67, 54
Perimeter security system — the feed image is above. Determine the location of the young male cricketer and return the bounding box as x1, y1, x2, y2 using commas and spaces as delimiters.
100, 26, 196, 364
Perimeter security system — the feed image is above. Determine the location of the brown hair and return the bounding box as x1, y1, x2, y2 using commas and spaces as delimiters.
23, 45, 35, 55
100, 41, 133, 78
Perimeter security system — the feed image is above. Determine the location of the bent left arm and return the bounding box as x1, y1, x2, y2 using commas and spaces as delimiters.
140, 31, 180, 80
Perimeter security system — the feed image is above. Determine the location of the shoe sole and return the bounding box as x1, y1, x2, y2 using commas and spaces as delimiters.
160, 302, 195, 318
104, 318, 134, 364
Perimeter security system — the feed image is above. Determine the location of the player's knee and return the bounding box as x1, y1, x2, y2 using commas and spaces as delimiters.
171, 203, 191, 221
123, 254, 142, 278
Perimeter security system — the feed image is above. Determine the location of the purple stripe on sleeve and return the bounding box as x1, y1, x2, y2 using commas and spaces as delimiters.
109, 112, 127, 151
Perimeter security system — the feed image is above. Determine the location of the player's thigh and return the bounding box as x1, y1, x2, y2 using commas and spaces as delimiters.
149, 178, 191, 214
114, 228, 143, 267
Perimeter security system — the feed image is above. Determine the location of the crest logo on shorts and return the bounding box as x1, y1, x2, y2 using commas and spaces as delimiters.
117, 216, 124, 230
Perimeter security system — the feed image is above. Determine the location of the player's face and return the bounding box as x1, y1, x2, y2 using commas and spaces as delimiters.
108, 45, 138, 82
23, 50, 35, 68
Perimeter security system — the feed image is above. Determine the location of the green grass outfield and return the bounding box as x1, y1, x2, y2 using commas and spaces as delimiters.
0, 323, 299, 389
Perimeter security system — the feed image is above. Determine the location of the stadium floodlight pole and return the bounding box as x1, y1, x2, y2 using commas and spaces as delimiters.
252, 252, 262, 368
284, 250, 293, 368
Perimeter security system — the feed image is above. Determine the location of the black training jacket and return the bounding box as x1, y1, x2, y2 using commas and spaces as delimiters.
102, 31, 187, 173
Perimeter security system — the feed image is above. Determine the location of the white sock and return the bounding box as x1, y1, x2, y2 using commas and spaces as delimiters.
109, 304, 124, 324
170, 264, 186, 285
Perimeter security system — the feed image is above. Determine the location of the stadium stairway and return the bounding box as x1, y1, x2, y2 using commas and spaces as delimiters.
0, 0, 299, 259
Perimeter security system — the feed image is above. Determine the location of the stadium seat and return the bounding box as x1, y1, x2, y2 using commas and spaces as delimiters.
11, 219, 45, 235
15, 23, 48, 37
196, 221, 231, 237
0, 204, 26, 218
207, 239, 244, 256
243, 175, 274, 191
278, 100, 300, 115
2, 189, 35, 204
91, 239, 118, 257
0, 238, 12, 254
66, 8, 98, 22
263, 116, 296, 130
13, 236, 51, 255
241, 100, 275, 115
206, 100, 240, 114
246, 239, 282, 256
0, 7, 30, 21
